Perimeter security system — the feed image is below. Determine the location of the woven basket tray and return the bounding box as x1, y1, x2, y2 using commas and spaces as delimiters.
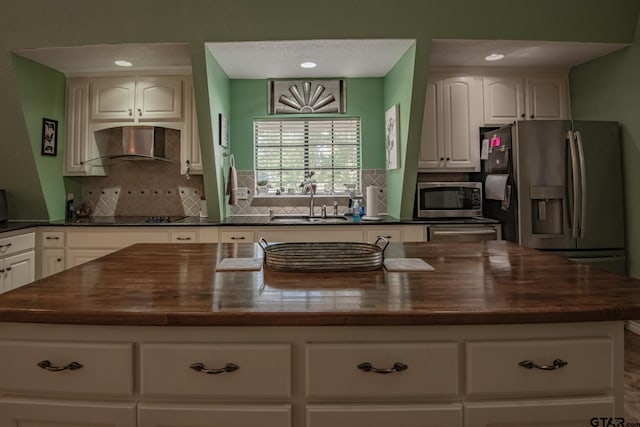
258, 237, 389, 272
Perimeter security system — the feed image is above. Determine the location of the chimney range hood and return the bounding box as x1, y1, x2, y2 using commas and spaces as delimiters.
83, 126, 173, 165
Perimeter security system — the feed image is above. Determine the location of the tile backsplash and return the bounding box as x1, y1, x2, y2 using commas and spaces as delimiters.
80, 128, 205, 217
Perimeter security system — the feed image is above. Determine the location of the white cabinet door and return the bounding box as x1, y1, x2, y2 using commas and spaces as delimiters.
90, 78, 136, 121
464, 397, 615, 427
135, 77, 183, 121
138, 403, 291, 427
483, 76, 525, 124
181, 78, 203, 175
419, 75, 482, 171
67, 248, 117, 268
42, 248, 65, 278
526, 77, 570, 120
0, 398, 136, 427
307, 404, 463, 427
1, 250, 35, 292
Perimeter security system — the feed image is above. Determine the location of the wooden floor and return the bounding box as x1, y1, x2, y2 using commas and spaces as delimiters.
626, 329, 640, 421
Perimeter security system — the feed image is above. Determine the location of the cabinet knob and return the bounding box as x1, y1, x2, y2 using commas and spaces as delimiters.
530, 114, 535, 119
128, 109, 133, 116
439, 157, 444, 161
5, 267, 10, 272
57, 258, 62, 262
521, 113, 526, 118
446, 157, 450, 161
138, 108, 142, 116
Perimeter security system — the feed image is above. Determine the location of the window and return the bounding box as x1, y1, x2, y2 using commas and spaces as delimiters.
254, 118, 361, 195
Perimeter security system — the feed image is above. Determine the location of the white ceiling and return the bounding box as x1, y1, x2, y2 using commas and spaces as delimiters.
12, 39, 630, 78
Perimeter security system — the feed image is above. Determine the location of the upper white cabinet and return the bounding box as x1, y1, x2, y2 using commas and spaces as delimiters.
483, 74, 570, 124
181, 78, 202, 175
418, 74, 483, 172
90, 77, 183, 122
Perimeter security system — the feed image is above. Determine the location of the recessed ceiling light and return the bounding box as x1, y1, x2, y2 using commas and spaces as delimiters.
484, 53, 505, 62
300, 61, 317, 69
114, 60, 133, 67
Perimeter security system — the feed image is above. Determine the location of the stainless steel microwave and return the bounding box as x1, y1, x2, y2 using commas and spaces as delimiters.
416, 182, 482, 218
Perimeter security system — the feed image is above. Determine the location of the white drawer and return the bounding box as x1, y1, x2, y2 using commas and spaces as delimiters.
67, 230, 168, 248
0, 340, 134, 397
0, 232, 35, 256
220, 230, 254, 243
139, 403, 292, 427
307, 404, 463, 427
170, 231, 197, 242
306, 342, 458, 399
140, 343, 291, 399
41, 231, 65, 248
364, 228, 402, 244
465, 337, 613, 396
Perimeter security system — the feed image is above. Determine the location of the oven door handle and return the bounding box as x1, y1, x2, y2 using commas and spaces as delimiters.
429, 227, 498, 242
431, 229, 497, 236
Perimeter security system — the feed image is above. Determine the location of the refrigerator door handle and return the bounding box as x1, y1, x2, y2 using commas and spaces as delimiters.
567, 130, 581, 239
574, 130, 587, 239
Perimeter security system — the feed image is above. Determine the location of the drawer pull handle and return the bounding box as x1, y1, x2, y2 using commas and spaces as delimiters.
176, 237, 192, 241
230, 236, 246, 240
189, 362, 239, 375
37, 360, 84, 372
377, 235, 392, 239
46, 236, 60, 240
357, 362, 408, 374
0, 243, 12, 250
518, 359, 568, 371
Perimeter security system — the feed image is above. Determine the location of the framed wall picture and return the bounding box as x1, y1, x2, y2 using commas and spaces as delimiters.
219, 113, 229, 148
385, 105, 400, 169
41, 118, 58, 156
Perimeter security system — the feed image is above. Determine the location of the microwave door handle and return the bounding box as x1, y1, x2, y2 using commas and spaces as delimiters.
567, 130, 580, 239
574, 130, 587, 239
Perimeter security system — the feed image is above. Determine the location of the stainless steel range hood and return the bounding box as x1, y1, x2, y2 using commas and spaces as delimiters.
113, 126, 169, 161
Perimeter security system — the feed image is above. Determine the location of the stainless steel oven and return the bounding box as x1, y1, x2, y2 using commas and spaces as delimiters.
416, 182, 482, 218
427, 223, 501, 242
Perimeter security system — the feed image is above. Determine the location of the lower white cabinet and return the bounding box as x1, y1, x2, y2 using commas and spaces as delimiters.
0, 397, 136, 427
138, 403, 292, 427
0, 232, 35, 293
0, 321, 623, 427
464, 397, 615, 427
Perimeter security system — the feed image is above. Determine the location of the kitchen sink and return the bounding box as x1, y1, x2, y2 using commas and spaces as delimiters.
270, 215, 350, 224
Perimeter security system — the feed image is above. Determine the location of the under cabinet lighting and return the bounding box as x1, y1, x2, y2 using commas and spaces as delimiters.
300, 61, 317, 69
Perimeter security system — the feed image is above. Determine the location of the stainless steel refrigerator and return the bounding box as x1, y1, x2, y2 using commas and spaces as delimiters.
481, 120, 626, 274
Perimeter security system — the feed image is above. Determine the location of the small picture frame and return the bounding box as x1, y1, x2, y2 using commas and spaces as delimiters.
219, 113, 229, 148
41, 118, 58, 156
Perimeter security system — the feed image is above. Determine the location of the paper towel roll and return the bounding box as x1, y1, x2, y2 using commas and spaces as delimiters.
485, 174, 509, 201
199, 199, 208, 218
366, 186, 379, 217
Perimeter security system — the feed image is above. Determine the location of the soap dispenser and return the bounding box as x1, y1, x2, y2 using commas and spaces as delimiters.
352, 199, 361, 223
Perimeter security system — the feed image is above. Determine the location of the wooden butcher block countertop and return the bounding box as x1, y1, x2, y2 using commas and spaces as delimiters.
2, 241, 640, 326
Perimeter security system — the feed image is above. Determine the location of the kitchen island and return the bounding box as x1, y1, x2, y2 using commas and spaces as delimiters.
0, 240, 639, 426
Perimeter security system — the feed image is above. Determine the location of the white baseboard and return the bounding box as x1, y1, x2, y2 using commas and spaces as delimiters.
625, 320, 640, 335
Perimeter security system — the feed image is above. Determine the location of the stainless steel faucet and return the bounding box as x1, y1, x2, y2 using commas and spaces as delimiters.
303, 182, 315, 217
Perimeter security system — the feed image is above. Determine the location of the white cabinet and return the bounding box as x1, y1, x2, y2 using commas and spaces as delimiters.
0, 398, 136, 427
0, 232, 35, 293
483, 74, 569, 124
90, 77, 183, 122
40, 230, 65, 278
64, 80, 106, 176
182, 78, 203, 175
418, 75, 483, 171
307, 404, 462, 427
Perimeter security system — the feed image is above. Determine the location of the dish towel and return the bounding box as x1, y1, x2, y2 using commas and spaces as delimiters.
226, 154, 238, 206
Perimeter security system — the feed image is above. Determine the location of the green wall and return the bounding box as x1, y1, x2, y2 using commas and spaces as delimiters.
203, 49, 232, 220
1, 0, 639, 221
229, 78, 386, 171
11, 54, 77, 221
384, 43, 418, 219
570, 16, 640, 277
